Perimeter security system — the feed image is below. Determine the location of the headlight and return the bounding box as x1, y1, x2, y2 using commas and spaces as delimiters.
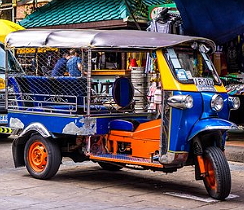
228, 96, 240, 110
211, 94, 223, 112
167, 95, 193, 109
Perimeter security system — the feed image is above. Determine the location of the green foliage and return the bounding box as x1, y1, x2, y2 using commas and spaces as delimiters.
127, 0, 174, 18
164, 0, 174, 3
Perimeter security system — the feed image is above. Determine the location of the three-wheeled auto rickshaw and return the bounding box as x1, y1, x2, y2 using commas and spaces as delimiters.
5, 29, 240, 200
0, 42, 23, 136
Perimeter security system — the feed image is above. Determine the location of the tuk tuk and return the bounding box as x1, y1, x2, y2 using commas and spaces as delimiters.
0, 42, 23, 135
5, 29, 240, 200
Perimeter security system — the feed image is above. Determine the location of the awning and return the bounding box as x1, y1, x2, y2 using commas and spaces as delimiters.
174, 0, 244, 44
0, 19, 25, 43
5, 29, 216, 51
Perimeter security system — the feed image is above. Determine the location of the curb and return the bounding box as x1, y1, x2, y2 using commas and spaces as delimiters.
225, 141, 244, 163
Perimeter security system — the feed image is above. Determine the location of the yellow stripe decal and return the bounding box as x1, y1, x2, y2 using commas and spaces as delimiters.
0, 127, 12, 134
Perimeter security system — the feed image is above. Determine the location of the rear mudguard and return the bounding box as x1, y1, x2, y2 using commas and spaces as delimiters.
12, 122, 54, 167
19, 122, 53, 139
188, 118, 238, 141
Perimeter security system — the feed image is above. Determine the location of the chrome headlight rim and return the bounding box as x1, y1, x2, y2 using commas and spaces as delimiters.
211, 94, 224, 112
167, 95, 193, 109
228, 96, 240, 110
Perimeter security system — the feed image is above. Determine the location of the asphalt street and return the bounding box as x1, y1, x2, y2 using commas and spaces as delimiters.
0, 137, 243, 210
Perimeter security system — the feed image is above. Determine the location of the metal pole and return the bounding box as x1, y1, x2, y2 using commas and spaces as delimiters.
12, 0, 15, 22
87, 48, 92, 117
5, 46, 9, 111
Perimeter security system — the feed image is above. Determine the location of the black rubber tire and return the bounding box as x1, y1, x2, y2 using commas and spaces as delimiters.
24, 134, 61, 179
203, 146, 231, 200
98, 162, 123, 171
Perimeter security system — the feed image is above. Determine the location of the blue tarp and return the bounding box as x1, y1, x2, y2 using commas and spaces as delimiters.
174, 0, 244, 44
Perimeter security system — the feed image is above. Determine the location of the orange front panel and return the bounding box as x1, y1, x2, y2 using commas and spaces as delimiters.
107, 119, 161, 158
108, 134, 159, 159
132, 139, 159, 158
133, 119, 161, 140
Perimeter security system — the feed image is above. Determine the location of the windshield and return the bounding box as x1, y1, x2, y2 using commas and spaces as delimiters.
0, 47, 5, 72
0, 45, 23, 74
165, 46, 221, 86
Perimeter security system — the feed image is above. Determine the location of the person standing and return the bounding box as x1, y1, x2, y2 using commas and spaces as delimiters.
66, 49, 83, 77
51, 52, 70, 76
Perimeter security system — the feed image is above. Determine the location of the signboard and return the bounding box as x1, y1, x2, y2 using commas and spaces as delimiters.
148, 3, 177, 20
17, 47, 58, 54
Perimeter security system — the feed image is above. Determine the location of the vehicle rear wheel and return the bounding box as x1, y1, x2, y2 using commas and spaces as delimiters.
24, 134, 61, 179
98, 162, 123, 171
203, 146, 231, 200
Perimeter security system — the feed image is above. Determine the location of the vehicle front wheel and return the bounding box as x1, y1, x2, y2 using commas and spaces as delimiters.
24, 134, 61, 179
203, 146, 231, 200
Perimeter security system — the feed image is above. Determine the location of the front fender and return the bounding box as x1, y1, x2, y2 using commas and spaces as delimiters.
188, 118, 238, 140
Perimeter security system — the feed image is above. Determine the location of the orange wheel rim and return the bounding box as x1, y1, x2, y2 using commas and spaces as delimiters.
204, 158, 217, 190
28, 141, 47, 172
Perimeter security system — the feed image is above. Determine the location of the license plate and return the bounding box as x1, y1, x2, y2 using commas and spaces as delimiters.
193, 77, 216, 91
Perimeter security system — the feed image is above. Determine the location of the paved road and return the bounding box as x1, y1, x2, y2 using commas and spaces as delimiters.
0, 137, 244, 210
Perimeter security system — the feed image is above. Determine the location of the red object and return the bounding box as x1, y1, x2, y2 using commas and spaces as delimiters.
130, 58, 138, 67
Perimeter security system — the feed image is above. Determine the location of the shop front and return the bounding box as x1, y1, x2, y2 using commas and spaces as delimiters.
174, 0, 244, 126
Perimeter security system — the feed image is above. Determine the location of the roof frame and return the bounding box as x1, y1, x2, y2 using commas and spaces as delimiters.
6, 29, 216, 52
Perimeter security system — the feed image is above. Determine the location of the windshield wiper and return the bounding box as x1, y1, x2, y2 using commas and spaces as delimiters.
0, 67, 5, 73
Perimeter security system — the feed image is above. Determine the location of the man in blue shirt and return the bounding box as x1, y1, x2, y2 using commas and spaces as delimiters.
66, 49, 83, 77
51, 53, 70, 76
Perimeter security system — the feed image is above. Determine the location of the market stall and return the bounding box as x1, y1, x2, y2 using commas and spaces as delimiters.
174, 0, 244, 125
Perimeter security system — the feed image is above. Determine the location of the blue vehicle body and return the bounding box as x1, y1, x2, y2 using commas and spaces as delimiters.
167, 91, 236, 153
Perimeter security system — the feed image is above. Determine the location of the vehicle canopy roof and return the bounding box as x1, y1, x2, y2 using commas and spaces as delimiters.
5, 29, 215, 52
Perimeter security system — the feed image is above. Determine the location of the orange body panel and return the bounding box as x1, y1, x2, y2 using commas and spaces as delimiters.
133, 119, 161, 140
108, 119, 161, 159
131, 139, 159, 158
